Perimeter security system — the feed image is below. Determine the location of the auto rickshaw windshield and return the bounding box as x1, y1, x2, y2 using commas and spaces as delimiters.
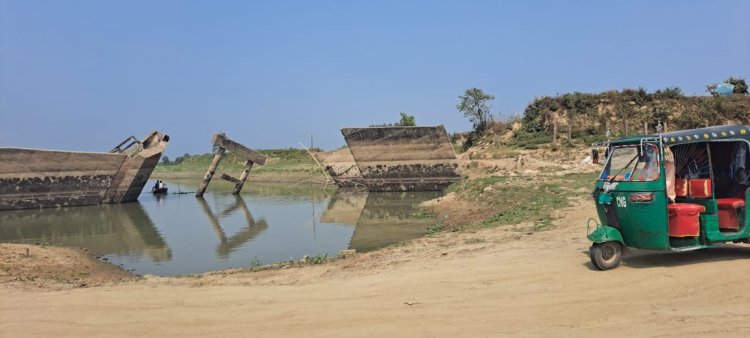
599, 144, 660, 182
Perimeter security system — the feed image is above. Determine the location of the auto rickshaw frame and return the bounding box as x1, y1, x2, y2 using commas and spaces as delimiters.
587, 124, 750, 270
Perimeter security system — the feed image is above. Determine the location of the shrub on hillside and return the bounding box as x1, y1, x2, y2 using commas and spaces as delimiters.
517, 87, 750, 142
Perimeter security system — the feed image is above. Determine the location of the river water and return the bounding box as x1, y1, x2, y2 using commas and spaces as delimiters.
0, 179, 440, 276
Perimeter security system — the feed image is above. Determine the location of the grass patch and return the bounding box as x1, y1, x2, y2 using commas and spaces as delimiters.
305, 253, 328, 265
444, 172, 597, 232
455, 176, 508, 192
427, 223, 446, 235
411, 209, 436, 219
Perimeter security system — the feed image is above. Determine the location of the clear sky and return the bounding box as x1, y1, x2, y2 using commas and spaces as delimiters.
1, 0, 748, 157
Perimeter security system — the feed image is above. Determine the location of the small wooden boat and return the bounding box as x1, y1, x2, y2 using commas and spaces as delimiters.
151, 187, 168, 194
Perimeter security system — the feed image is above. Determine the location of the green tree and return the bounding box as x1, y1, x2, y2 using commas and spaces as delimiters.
399, 112, 416, 126
173, 153, 190, 164
369, 113, 417, 127
457, 88, 495, 133
160, 156, 170, 164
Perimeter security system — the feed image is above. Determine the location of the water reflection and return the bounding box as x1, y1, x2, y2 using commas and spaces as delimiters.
0, 202, 171, 262
0, 179, 439, 275
196, 195, 269, 258
320, 189, 367, 226
321, 189, 441, 252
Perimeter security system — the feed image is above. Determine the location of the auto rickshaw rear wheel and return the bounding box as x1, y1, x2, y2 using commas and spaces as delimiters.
589, 242, 623, 270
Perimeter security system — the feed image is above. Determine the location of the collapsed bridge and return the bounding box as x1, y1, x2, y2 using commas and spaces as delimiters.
0, 131, 169, 211
337, 125, 461, 192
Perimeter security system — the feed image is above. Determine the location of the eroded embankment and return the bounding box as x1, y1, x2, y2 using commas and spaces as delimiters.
0, 243, 136, 290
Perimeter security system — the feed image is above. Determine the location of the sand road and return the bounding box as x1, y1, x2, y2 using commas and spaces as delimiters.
2, 199, 750, 337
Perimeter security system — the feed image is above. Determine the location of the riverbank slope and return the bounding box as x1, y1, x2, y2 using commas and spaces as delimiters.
3, 196, 749, 337
4, 135, 750, 336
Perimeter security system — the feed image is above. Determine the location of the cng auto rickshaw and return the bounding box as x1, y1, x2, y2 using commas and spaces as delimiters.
588, 124, 750, 270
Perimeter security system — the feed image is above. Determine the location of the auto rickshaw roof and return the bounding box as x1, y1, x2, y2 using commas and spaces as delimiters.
610, 124, 750, 146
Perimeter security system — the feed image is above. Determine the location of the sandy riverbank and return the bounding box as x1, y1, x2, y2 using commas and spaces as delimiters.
0, 244, 135, 290
3, 198, 750, 337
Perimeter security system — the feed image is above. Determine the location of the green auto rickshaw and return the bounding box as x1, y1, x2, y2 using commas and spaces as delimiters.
588, 124, 750, 270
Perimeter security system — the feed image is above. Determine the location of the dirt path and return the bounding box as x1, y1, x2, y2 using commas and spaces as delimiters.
2, 199, 750, 337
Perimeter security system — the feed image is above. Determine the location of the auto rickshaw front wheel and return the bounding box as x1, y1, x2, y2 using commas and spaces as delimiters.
589, 242, 623, 270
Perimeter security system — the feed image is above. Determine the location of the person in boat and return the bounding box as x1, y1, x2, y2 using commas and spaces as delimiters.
153, 180, 161, 191
159, 180, 167, 190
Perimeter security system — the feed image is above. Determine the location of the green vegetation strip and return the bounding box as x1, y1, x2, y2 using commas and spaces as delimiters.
155, 148, 320, 175
444, 172, 598, 232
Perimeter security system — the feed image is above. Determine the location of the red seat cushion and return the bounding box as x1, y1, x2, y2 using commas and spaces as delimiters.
688, 179, 712, 198
667, 203, 706, 214
716, 198, 744, 230
717, 198, 745, 209
667, 203, 705, 237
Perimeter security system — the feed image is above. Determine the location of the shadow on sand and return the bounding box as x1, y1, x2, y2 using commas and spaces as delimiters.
581, 245, 750, 270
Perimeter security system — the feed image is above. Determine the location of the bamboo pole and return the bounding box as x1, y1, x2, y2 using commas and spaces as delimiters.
299, 142, 333, 184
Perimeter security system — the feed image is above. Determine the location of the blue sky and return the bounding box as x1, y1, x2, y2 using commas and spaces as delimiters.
1, 0, 748, 156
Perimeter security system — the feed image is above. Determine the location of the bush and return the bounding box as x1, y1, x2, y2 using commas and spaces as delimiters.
507, 132, 553, 149
518, 86, 750, 143
487, 119, 510, 134
652, 87, 683, 100
462, 130, 483, 151
370, 112, 417, 127
574, 133, 608, 145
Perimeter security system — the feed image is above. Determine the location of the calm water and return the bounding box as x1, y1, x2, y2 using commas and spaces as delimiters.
0, 179, 440, 276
